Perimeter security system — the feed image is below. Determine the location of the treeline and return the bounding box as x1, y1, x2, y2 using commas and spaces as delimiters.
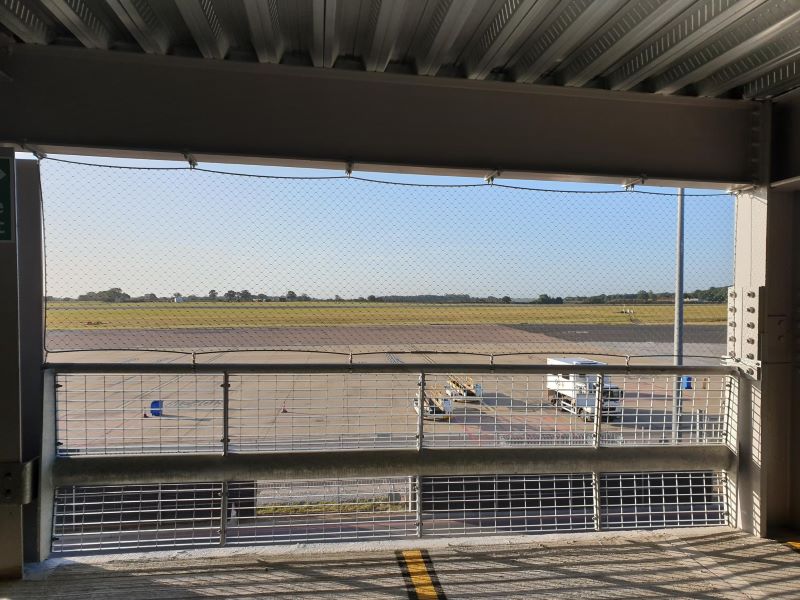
564, 286, 727, 304
51, 285, 729, 304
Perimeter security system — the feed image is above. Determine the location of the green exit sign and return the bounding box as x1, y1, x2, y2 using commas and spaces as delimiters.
0, 158, 10, 241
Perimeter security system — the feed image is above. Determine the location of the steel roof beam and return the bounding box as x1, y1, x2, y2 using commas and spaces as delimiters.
416, 0, 477, 76
105, 0, 169, 54
0, 0, 51, 44
39, 0, 111, 49
0, 45, 758, 186
174, 0, 228, 60
465, 0, 559, 80
557, 0, 693, 88
606, 0, 765, 91
511, 0, 627, 84
243, 0, 281, 63
364, 0, 407, 72
654, 3, 800, 95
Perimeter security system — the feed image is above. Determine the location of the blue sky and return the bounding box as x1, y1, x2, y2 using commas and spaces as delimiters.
38, 155, 734, 299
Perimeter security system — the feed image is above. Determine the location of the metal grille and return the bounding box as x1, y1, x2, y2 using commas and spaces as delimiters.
228, 373, 419, 452
421, 474, 595, 537
51, 471, 727, 554
600, 472, 727, 530
598, 374, 730, 446
52, 483, 223, 553
422, 373, 596, 447
54, 369, 733, 455
225, 478, 417, 545
56, 374, 224, 455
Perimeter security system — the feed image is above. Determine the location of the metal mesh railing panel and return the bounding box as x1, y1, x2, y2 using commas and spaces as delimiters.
599, 472, 727, 530
56, 373, 225, 456
54, 370, 732, 455
225, 478, 417, 545
52, 483, 223, 553
52, 471, 727, 553
228, 373, 419, 452
420, 474, 595, 537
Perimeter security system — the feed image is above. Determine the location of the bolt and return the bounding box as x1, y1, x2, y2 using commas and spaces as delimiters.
746, 353, 755, 360
747, 307, 755, 313
747, 291, 756, 298
747, 338, 755, 344
747, 322, 755, 329
729, 307, 737, 313
728, 336, 736, 342
730, 291, 737, 298
729, 351, 736, 358
729, 321, 736, 327
748, 368, 755, 375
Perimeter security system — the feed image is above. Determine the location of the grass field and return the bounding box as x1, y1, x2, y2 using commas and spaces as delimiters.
45, 301, 726, 330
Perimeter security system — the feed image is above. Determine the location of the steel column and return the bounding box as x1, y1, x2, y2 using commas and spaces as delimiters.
0, 148, 22, 579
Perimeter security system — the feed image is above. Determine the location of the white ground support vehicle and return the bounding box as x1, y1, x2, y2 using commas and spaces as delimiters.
546, 358, 623, 421
414, 386, 454, 420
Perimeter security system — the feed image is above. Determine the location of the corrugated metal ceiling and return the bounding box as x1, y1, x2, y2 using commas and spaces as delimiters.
1, 0, 799, 99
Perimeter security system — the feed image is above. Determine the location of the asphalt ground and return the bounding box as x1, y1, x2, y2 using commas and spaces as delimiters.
45, 324, 726, 363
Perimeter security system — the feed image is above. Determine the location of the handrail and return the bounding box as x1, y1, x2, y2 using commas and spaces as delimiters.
45, 362, 738, 375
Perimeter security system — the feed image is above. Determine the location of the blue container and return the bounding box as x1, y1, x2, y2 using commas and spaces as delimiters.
680, 376, 693, 390
150, 400, 163, 417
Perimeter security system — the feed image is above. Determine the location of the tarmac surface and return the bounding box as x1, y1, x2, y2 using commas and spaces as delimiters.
45, 323, 726, 363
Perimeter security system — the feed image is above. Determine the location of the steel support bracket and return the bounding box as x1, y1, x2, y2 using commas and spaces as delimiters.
725, 286, 764, 379
0, 459, 36, 505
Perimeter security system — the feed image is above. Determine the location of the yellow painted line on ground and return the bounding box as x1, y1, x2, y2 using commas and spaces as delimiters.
786, 541, 800, 552
397, 550, 444, 599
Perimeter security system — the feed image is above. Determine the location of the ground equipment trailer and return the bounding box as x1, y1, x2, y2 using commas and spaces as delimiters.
546, 358, 623, 421
414, 385, 453, 420
445, 375, 482, 401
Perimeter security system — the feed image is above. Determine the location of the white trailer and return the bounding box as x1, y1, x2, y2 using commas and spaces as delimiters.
546, 358, 623, 421
414, 386, 453, 420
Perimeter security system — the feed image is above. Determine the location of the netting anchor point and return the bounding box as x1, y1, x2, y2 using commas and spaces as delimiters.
622, 175, 647, 191
183, 152, 198, 169
484, 169, 500, 185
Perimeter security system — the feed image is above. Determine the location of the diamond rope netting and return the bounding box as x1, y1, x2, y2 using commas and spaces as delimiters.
40, 158, 734, 363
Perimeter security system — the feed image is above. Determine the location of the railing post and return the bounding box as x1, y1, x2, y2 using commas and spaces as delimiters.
672, 375, 683, 444
593, 374, 604, 448
415, 474, 423, 538
221, 372, 230, 455
416, 373, 425, 452
592, 472, 601, 531
219, 481, 228, 546
37, 368, 57, 561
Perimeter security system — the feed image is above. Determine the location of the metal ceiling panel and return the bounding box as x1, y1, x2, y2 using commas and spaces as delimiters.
697, 13, 800, 97
0, 0, 51, 44
174, 0, 228, 59
0, 0, 799, 99
606, 0, 766, 91
39, 0, 111, 48
743, 51, 800, 98
463, 0, 559, 80
243, 0, 282, 63
105, 0, 169, 54
556, 0, 693, 88
510, 0, 627, 83
652, 0, 800, 94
